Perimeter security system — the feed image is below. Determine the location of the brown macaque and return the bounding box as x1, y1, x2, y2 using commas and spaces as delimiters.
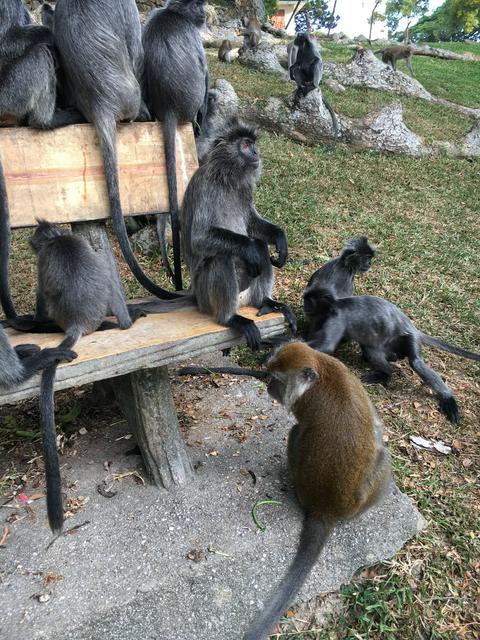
375, 45, 415, 77
218, 39, 233, 63
243, 341, 391, 640
240, 15, 262, 53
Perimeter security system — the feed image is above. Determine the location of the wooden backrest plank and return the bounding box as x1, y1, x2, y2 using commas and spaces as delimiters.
0, 123, 198, 228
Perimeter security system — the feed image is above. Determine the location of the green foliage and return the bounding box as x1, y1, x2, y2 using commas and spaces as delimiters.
410, 0, 480, 41
386, 0, 429, 33
295, 0, 340, 34
264, 0, 279, 18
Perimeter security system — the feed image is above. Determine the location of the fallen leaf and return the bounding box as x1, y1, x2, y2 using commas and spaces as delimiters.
0, 527, 9, 546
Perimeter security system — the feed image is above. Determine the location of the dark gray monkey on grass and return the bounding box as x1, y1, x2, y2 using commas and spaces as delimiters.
53, 0, 180, 301
305, 236, 375, 299
180, 119, 296, 351
288, 33, 338, 148
30, 220, 144, 534
142, 0, 209, 291
304, 289, 480, 423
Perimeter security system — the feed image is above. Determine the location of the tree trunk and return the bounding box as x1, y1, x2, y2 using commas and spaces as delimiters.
235, 0, 266, 22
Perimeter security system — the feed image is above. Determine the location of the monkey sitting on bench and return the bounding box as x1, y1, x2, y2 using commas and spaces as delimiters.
180, 119, 296, 351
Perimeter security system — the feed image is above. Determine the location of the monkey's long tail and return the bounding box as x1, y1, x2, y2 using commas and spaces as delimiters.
39, 332, 79, 534
321, 96, 339, 150
243, 516, 332, 640
163, 110, 183, 291
95, 113, 180, 301
421, 334, 480, 361
178, 366, 270, 380
0, 157, 17, 319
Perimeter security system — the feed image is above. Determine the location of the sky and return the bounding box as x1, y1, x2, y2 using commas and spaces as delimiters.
331, 0, 446, 38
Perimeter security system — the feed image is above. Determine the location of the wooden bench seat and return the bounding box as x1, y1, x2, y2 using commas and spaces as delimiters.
0, 122, 285, 489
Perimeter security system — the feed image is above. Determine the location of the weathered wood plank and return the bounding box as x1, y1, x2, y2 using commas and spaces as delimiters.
114, 367, 195, 488
0, 122, 198, 228
0, 308, 284, 405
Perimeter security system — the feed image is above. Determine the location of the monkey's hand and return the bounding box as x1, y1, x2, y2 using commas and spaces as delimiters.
270, 233, 288, 268
244, 239, 269, 278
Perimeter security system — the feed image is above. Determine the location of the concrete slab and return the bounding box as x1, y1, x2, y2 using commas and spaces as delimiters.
0, 355, 425, 640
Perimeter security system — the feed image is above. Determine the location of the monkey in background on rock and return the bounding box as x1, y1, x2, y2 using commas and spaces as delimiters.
305, 236, 375, 300
374, 45, 415, 77
239, 15, 262, 53
288, 32, 338, 148
243, 341, 391, 640
181, 119, 296, 351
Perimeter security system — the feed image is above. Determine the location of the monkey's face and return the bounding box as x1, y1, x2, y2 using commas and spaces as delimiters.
294, 34, 309, 48
267, 375, 285, 404
238, 137, 260, 169
358, 254, 374, 273
179, 0, 205, 26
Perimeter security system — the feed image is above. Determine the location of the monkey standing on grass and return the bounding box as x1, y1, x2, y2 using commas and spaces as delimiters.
181, 119, 296, 351
143, 0, 209, 291
304, 290, 480, 423
29, 220, 144, 533
243, 342, 391, 640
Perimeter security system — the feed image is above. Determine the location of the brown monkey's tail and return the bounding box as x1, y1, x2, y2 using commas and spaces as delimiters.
39, 331, 79, 534
178, 366, 270, 379
421, 334, 480, 361
243, 516, 332, 640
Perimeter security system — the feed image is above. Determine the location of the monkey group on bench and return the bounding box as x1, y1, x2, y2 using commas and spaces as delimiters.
0, 2, 478, 638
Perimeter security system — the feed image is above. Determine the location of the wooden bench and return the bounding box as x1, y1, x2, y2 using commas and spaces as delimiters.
0, 123, 284, 488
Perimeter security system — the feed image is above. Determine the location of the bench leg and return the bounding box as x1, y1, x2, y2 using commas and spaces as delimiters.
114, 366, 194, 488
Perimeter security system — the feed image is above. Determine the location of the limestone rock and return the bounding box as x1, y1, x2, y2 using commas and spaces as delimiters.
239, 42, 286, 75
324, 47, 433, 100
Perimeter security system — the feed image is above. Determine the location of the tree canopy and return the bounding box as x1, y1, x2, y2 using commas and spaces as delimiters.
410, 0, 480, 41
294, 0, 340, 33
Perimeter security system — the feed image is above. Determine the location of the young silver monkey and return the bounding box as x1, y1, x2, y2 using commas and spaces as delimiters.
30, 220, 144, 533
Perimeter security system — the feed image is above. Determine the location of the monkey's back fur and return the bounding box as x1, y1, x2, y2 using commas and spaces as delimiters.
33, 228, 110, 335
143, 4, 207, 122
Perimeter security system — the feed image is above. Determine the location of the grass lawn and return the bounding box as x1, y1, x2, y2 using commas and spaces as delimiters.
2, 41, 480, 640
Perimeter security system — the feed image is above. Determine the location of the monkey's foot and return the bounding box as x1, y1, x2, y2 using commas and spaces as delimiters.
14, 344, 41, 359
227, 315, 261, 351
361, 371, 390, 386
439, 396, 459, 424
257, 298, 297, 335
128, 306, 147, 323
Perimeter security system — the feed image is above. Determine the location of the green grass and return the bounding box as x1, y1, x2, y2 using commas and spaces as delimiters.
208, 50, 477, 143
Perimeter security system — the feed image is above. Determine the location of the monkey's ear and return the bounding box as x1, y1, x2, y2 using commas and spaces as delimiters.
302, 367, 317, 383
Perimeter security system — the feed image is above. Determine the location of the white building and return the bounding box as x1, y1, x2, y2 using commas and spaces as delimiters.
273, 0, 388, 40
